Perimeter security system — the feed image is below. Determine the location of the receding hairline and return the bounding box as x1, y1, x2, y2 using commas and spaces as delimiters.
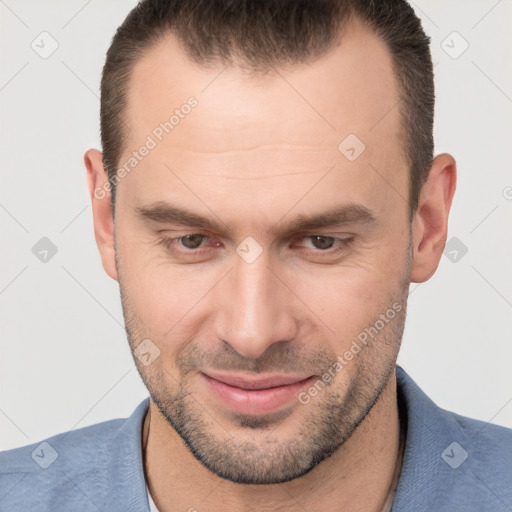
125, 12, 390, 84
101, 0, 433, 219
118, 14, 401, 155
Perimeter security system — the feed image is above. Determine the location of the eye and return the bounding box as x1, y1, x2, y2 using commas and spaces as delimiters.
157, 233, 353, 262
177, 234, 208, 250
292, 235, 354, 258
303, 235, 336, 250
157, 233, 220, 258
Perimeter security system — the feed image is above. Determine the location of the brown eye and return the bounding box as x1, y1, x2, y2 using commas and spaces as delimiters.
179, 234, 207, 249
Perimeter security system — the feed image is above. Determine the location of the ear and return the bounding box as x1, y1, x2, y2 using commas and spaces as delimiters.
84, 149, 118, 281
410, 153, 457, 283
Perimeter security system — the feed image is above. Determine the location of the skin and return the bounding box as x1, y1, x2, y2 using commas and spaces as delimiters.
85, 19, 456, 512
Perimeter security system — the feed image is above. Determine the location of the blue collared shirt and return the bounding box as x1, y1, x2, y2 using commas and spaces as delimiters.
1, 366, 511, 511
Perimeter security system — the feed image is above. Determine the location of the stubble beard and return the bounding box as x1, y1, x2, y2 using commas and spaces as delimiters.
116, 235, 412, 484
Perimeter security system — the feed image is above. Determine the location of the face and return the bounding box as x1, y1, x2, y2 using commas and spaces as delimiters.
112, 21, 413, 484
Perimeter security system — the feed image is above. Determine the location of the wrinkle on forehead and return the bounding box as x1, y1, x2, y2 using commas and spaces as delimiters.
194, 170, 329, 181
169, 142, 334, 154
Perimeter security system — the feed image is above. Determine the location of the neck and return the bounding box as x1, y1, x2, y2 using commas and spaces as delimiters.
143, 372, 404, 512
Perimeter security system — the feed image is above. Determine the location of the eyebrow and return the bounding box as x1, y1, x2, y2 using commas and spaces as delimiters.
134, 201, 376, 236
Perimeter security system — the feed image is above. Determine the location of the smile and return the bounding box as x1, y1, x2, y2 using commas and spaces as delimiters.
201, 371, 315, 416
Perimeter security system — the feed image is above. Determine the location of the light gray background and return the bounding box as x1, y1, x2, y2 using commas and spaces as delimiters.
1, 0, 511, 451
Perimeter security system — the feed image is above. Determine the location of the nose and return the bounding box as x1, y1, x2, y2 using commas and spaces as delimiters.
213, 249, 298, 360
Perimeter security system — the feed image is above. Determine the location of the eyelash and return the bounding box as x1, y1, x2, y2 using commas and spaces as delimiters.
157, 233, 354, 259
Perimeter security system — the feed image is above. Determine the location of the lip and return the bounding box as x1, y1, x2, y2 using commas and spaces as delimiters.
204, 371, 311, 390
201, 371, 315, 416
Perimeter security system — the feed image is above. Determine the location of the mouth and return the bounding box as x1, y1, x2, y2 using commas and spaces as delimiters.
200, 371, 315, 416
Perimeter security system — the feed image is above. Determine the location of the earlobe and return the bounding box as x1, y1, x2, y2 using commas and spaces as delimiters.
410, 153, 457, 283
84, 149, 118, 281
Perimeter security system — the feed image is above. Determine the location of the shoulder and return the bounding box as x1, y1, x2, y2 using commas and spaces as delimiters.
0, 416, 125, 471
394, 366, 512, 511
441, 406, 512, 484
432, 407, 512, 511
400, 365, 512, 470
450, 406, 512, 452
0, 399, 149, 511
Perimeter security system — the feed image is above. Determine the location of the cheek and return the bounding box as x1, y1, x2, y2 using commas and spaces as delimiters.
132, 271, 203, 329
116, 233, 183, 334
295, 272, 385, 342
289, 251, 407, 351
120, 241, 222, 345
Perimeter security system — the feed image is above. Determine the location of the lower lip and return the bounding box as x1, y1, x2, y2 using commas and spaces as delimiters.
202, 373, 314, 416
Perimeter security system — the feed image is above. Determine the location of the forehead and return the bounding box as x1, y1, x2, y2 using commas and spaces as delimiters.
117, 20, 405, 222
124, 19, 401, 151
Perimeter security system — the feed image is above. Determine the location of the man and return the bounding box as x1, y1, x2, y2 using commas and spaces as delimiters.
1, 1, 511, 511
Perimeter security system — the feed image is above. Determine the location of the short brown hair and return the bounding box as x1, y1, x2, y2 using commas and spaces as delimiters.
100, 0, 434, 217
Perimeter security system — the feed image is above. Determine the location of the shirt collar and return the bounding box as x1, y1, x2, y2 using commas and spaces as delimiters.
391, 365, 471, 510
